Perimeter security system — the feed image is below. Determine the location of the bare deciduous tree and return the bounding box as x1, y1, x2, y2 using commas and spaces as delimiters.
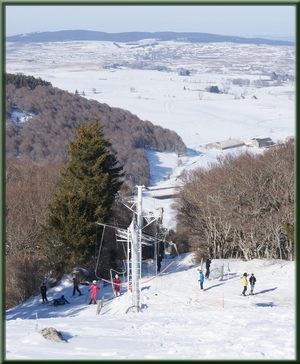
174, 142, 294, 262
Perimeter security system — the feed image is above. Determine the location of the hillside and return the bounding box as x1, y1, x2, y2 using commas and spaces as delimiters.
6, 30, 294, 46
5, 253, 295, 359
5, 74, 186, 189
5, 39, 294, 316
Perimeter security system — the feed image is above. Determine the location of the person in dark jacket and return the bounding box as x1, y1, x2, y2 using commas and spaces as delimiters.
40, 282, 48, 303
249, 273, 257, 295
157, 254, 163, 273
205, 258, 212, 278
72, 277, 83, 297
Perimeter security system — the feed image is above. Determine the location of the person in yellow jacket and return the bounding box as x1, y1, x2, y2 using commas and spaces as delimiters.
241, 272, 248, 296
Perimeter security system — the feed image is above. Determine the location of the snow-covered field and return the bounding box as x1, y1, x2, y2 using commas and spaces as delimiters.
6, 253, 295, 360
5, 39, 295, 228
5, 38, 295, 359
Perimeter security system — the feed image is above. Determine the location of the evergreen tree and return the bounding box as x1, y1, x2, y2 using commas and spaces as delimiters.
42, 120, 124, 267
6, 73, 51, 89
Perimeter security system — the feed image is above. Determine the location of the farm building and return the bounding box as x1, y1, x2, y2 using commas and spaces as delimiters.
205, 138, 245, 150
251, 137, 275, 148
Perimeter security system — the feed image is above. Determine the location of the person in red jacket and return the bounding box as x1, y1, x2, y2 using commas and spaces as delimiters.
113, 274, 121, 297
88, 280, 99, 304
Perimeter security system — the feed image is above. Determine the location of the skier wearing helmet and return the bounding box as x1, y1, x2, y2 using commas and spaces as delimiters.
113, 274, 121, 297
88, 280, 99, 304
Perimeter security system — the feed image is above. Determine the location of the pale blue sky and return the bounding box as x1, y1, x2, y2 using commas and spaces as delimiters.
5, 5, 295, 39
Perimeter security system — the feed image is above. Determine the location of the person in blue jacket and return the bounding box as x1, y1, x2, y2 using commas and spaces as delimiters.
53, 295, 70, 306
198, 270, 205, 291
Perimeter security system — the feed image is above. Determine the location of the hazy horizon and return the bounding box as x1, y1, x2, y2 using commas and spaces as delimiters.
5, 5, 295, 41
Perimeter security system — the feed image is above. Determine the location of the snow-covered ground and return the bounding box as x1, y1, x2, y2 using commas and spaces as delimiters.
5, 39, 295, 359
5, 40, 295, 229
6, 253, 295, 359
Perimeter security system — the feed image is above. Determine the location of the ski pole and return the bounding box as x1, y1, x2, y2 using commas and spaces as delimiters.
35, 312, 38, 332
85, 290, 89, 302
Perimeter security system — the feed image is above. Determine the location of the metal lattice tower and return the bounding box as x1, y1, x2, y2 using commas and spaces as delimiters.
129, 185, 143, 309
98, 185, 166, 311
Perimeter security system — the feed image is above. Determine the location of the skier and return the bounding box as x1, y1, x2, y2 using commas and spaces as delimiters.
198, 270, 205, 291
241, 272, 248, 296
205, 258, 212, 279
113, 274, 121, 297
88, 280, 99, 304
157, 254, 163, 273
249, 273, 256, 295
40, 282, 48, 303
53, 295, 70, 306
72, 277, 83, 297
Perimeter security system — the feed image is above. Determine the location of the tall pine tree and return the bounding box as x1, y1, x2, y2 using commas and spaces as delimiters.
42, 120, 124, 267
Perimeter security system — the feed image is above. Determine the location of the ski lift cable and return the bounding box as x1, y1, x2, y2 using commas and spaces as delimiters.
168, 241, 179, 256
95, 186, 181, 301
94, 222, 127, 279
94, 225, 106, 280
120, 238, 127, 259
93, 243, 181, 300
142, 215, 161, 229
140, 260, 175, 284
115, 194, 137, 214
96, 222, 161, 248
96, 222, 129, 230
144, 185, 184, 191
94, 259, 175, 288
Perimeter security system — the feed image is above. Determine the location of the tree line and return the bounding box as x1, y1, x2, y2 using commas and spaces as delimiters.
5, 120, 131, 309
5, 73, 185, 309
6, 73, 186, 191
6, 73, 51, 89
6, 124, 294, 309
173, 142, 294, 262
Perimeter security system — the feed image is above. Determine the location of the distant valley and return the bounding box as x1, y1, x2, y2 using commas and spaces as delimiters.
6, 31, 295, 190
